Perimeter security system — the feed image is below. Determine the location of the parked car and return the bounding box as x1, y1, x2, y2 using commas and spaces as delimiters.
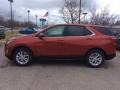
0, 28, 5, 39
116, 34, 120, 50
110, 28, 120, 50
19, 28, 37, 34
5, 24, 116, 68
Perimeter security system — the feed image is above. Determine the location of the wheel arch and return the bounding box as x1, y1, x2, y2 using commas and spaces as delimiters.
85, 48, 107, 58
11, 45, 34, 60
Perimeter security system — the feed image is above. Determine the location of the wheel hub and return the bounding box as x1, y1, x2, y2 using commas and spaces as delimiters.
89, 52, 103, 66
16, 51, 29, 65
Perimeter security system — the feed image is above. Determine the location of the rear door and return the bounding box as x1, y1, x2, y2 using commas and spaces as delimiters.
63, 25, 93, 56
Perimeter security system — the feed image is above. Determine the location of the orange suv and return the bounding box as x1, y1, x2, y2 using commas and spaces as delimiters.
5, 24, 116, 68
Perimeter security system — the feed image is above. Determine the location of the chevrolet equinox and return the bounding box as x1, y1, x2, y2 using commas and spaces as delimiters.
5, 24, 116, 68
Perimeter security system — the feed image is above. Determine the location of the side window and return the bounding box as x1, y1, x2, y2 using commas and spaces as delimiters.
43, 26, 65, 37
65, 26, 92, 36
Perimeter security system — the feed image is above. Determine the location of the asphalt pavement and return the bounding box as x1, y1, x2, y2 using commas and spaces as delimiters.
0, 47, 120, 90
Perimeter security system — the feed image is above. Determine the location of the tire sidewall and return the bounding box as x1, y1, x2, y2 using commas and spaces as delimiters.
86, 50, 105, 68
13, 48, 32, 66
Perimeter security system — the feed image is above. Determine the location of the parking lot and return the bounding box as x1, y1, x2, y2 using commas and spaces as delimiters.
0, 46, 120, 90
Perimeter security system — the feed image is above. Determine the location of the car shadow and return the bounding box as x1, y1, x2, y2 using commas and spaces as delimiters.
32, 58, 86, 68
7, 58, 114, 69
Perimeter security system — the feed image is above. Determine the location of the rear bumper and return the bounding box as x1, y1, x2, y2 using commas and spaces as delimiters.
105, 54, 116, 60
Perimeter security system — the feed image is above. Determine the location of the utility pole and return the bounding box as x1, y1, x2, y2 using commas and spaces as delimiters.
78, 0, 81, 24
35, 15, 38, 27
27, 10, 30, 27
8, 0, 14, 34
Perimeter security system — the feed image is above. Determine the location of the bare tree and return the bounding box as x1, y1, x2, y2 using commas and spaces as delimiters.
0, 16, 5, 26
60, 0, 79, 24
114, 17, 120, 25
90, 7, 119, 25
60, 0, 97, 24
0, 14, 36, 28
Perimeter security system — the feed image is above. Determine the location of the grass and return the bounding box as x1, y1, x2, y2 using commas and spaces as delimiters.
0, 31, 20, 46
5, 31, 20, 41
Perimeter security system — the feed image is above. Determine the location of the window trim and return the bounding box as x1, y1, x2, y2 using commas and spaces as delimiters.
39, 25, 95, 37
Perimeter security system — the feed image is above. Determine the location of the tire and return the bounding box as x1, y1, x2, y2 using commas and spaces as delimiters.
13, 48, 33, 66
86, 50, 105, 68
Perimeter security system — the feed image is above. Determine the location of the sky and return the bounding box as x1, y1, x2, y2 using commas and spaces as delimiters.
98, 0, 120, 15
0, 0, 64, 24
0, 0, 120, 24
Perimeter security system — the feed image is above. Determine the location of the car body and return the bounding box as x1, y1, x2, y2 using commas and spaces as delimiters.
5, 24, 116, 68
19, 28, 38, 34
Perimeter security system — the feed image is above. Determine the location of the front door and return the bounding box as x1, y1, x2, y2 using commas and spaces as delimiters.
35, 25, 66, 56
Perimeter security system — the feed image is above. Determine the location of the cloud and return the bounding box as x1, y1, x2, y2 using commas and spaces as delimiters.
14, 0, 63, 9
0, 0, 64, 23
0, 0, 99, 24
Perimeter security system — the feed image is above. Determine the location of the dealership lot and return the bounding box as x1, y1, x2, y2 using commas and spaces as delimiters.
0, 47, 120, 90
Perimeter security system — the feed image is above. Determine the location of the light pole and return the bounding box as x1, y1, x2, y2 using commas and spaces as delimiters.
83, 12, 88, 23
35, 15, 38, 27
8, 0, 14, 33
27, 10, 30, 27
78, 0, 81, 24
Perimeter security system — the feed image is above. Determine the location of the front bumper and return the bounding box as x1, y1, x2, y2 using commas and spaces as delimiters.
4, 43, 13, 60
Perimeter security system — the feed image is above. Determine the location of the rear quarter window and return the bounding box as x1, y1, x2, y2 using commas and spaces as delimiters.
92, 26, 114, 36
111, 28, 120, 36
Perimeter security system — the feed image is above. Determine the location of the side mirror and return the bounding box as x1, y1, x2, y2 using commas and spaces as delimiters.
39, 33, 45, 39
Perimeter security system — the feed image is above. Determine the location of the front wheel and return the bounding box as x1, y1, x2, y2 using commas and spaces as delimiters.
86, 50, 105, 68
13, 48, 32, 66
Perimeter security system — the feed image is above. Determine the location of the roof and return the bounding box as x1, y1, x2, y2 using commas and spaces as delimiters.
48, 24, 111, 28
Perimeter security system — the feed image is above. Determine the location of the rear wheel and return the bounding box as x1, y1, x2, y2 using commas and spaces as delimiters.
86, 50, 105, 68
13, 48, 32, 66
